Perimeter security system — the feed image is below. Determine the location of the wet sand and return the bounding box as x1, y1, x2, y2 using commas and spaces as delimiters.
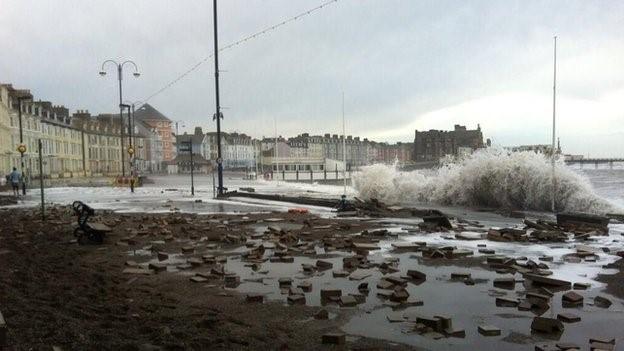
1, 204, 623, 350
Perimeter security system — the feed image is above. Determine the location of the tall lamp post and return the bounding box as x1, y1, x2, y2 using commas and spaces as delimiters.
213, 0, 224, 195
120, 104, 135, 192
99, 59, 140, 177
123, 100, 145, 180
16, 95, 32, 195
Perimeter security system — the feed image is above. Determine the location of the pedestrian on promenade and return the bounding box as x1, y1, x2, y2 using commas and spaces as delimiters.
9, 167, 21, 197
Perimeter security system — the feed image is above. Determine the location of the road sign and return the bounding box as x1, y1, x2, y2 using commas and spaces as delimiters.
17, 144, 27, 154
127, 146, 134, 155
216, 157, 222, 164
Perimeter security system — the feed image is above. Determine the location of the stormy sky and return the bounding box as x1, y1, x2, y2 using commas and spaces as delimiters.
1, 0, 623, 157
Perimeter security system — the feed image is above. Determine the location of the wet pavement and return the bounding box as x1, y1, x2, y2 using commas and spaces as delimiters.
125, 216, 624, 350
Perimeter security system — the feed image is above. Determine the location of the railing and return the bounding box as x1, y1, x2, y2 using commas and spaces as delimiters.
565, 158, 624, 164
264, 169, 351, 181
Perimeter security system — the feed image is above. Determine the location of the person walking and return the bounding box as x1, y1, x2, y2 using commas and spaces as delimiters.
9, 167, 21, 197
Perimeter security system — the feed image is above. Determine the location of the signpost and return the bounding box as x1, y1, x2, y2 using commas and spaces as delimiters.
38, 139, 44, 220
180, 141, 194, 196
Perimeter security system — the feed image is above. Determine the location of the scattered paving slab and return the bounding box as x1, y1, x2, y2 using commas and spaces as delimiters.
122, 268, 154, 275
289, 287, 305, 296
353, 242, 380, 251
278, 278, 293, 287
245, 293, 264, 303
349, 270, 372, 281
332, 270, 350, 278
531, 317, 564, 334
496, 297, 519, 307
523, 273, 571, 288
391, 242, 425, 251
557, 313, 581, 323
148, 263, 167, 273
562, 291, 584, 307
298, 281, 312, 292
450, 272, 471, 280
316, 260, 333, 270
314, 309, 329, 320
422, 331, 445, 340
377, 279, 394, 290
573, 282, 591, 290
589, 338, 615, 351
264, 218, 285, 222
416, 315, 443, 332
406, 269, 426, 281
493, 277, 516, 289
176, 263, 193, 270
444, 327, 466, 338
188, 258, 203, 267
555, 342, 580, 350
385, 276, 407, 287
320, 289, 341, 300
287, 294, 306, 305
322, 332, 345, 345
190, 276, 208, 283
593, 295, 612, 308
557, 213, 609, 234
339, 295, 358, 307
455, 232, 483, 240
526, 292, 551, 302
478, 325, 501, 336
376, 289, 393, 299
181, 246, 195, 254
534, 344, 560, 351
390, 288, 409, 302
386, 312, 406, 323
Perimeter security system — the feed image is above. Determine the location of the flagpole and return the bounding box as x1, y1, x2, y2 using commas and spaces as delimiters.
342, 92, 347, 197
274, 117, 279, 183
551, 36, 557, 213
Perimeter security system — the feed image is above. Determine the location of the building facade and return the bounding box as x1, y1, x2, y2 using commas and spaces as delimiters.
206, 132, 258, 170
0, 83, 169, 180
413, 124, 484, 162
134, 103, 174, 162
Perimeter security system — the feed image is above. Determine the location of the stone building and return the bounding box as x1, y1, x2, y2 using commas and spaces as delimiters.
413, 124, 484, 162
284, 133, 374, 169
375, 142, 414, 164
134, 121, 163, 173
206, 132, 258, 170
133, 103, 174, 162
1, 84, 87, 178
176, 127, 209, 160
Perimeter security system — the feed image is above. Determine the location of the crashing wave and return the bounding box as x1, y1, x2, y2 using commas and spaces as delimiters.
352, 149, 615, 214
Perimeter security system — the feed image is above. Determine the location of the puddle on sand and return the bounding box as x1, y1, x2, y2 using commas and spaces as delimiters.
126, 219, 624, 349
220, 229, 624, 349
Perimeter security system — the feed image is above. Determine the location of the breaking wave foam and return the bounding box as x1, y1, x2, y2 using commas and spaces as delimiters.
352, 149, 616, 214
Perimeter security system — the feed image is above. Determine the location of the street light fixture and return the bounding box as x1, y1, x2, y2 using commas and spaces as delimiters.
173, 120, 185, 136
99, 59, 140, 177
16, 94, 32, 195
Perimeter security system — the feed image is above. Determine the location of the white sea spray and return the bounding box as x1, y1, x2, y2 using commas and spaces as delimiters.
352, 149, 616, 214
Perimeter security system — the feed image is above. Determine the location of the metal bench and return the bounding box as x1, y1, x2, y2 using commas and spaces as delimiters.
72, 201, 111, 244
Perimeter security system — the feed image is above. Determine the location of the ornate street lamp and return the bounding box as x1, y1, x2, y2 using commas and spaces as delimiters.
99, 59, 140, 177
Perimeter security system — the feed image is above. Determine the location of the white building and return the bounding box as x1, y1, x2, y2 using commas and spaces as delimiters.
207, 132, 258, 170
